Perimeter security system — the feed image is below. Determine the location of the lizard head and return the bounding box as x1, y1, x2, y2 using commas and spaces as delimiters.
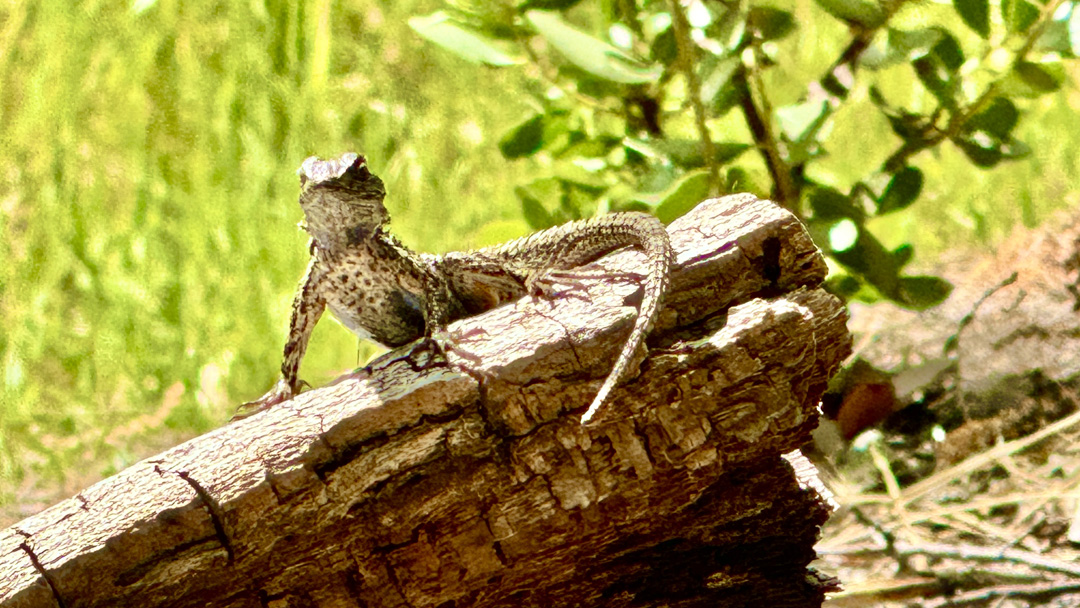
296, 152, 390, 248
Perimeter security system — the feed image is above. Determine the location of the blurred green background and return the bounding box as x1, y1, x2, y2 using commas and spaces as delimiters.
0, 0, 1076, 525
0, 0, 541, 522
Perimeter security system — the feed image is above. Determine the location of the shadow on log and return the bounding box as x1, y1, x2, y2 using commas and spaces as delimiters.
0, 194, 851, 608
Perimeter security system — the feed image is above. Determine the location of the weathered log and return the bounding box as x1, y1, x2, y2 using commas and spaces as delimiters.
0, 194, 850, 608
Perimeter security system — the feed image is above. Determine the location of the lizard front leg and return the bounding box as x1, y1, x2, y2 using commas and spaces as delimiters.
234, 258, 326, 419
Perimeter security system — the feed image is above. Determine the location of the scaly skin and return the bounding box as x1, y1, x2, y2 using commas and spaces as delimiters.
239, 152, 673, 423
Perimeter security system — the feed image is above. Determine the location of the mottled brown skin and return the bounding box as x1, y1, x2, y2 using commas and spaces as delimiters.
241, 153, 673, 422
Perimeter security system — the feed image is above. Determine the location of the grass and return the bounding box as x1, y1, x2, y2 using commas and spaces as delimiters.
0, 0, 535, 516
0, 0, 1077, 523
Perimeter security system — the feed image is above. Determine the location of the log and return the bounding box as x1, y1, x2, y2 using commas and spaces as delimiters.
0, 194, 850, 608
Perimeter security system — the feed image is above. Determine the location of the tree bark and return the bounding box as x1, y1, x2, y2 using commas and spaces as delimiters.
0, 194, 850, 608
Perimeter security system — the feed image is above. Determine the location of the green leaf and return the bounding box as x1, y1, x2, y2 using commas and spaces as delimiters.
954, 0, 990, 38
999, 60, 1066, 98
553, 161, 609, 192
877, 167, 923, 214
1032, 13, 1074, 54
1002, 0, 1039, 33
636, 170, 712, 223
409, 12, 521, 66
932, 32, 965, 70
893, 244, 914, 268
748, 6, 796, 41
912, 33, 964, 106
954, 97, 1030, 167
646, 139, 750, 169
520, 0, 584, 9
897, 276, 953, 310
967, 97, 1018, 139
525, 11, 662, 84
887, 27, 945, 59
515, 181, 559, 230
825, 274, 865, 300
498, 114, 546, 159
700, 56, 742, 114
650, 26, 678, 65
953, 135, 1003, 167
776, 100, 830, 144
812, 0, 886, 27
808, 186, 865, 222
829, 227, 906, 300
1014, 61, 1065, 93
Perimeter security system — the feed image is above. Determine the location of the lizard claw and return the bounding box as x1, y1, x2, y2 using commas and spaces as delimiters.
232, 379, 296, 421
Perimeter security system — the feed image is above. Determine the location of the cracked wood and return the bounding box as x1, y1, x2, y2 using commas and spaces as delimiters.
0, 194, 850, 608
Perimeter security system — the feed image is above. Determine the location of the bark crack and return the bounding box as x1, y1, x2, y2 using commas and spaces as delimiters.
16, 530, 67, 608
155, 466, 235, 562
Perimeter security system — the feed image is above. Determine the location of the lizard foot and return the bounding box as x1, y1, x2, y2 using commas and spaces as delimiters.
399, 328, 486, 374
231, 378, 299, 421
400, 336, 443, 372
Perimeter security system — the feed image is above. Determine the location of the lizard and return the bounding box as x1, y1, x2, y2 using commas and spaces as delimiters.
239, 152, 673, 423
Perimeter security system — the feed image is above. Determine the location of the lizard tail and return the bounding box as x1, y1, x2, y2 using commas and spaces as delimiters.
580, 214, 674, 423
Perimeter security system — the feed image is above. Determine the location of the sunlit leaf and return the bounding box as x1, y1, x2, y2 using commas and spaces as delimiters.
700, 56, 742, 114
553, 160, 608, 192
409, 12, 521, 66
525, 11, 662, 84
1001, 0, 1039, 33
633, 170, 712, 223
1033, 13, 1074, 54
776, 100, 829, 144
887, 27, 945, 59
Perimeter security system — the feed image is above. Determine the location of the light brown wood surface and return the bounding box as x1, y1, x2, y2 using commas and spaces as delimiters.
0, 195, 850, 607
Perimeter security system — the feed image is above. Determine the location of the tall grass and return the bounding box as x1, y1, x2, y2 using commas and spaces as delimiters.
0, 0, 531, 514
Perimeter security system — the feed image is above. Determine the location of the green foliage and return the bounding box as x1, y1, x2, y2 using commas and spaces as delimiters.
0, 0, 533, 511
410, 0, 1080, 310
1, 0, 1079, 517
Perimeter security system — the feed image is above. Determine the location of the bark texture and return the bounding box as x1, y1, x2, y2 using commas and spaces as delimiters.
0, 194, 850, 608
